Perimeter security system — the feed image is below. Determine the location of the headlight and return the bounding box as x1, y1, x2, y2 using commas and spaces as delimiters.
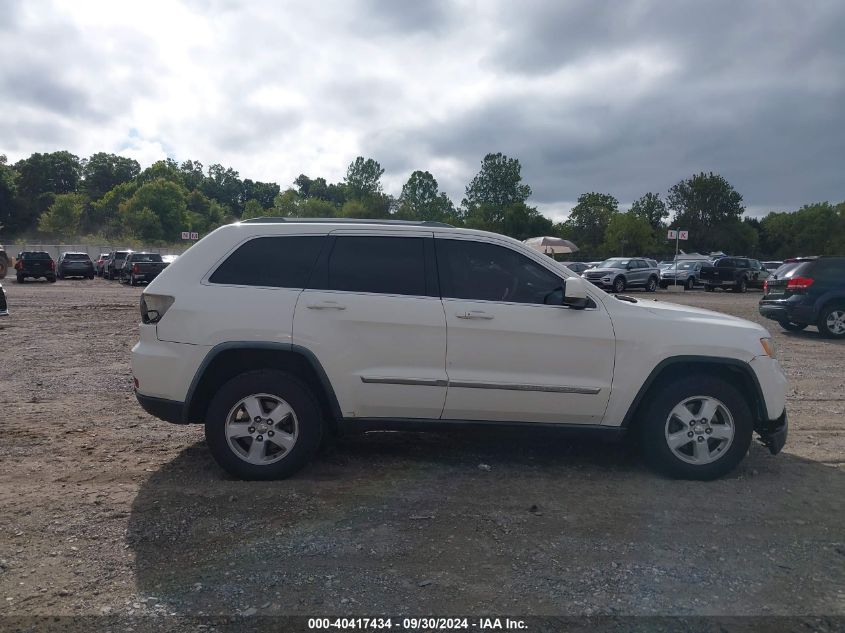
760, 337, 777, 359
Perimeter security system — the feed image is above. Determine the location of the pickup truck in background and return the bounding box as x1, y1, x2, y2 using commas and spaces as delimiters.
120, 252, 169, 286
700, 257, 770, 293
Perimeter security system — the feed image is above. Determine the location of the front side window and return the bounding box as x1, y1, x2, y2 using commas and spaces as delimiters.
209, 236, 325, 288
327, 236, 426, 296
437, 239, 563, 305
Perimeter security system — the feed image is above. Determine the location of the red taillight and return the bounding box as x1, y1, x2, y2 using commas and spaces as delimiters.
15, 261, 21, 270
133, 264, 140, 274
763, 280, 768, 292
787, 276, 814, 290
49, 260, 55, 270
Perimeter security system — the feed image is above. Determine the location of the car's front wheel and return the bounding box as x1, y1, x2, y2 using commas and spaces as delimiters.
638, 375, 753, 480
733, 278, 747, 293
818, 303, 845, 339
685, 276, 695, 290
205, 370, 323, 480
612, 277, 626, 293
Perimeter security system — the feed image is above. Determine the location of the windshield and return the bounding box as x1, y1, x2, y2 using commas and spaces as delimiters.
597, 258, 629, 268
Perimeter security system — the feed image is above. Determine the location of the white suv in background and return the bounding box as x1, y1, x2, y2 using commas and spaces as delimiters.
131, 219, 788, 481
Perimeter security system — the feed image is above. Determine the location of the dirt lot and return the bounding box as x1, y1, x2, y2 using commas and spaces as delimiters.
1, 279, 843, 620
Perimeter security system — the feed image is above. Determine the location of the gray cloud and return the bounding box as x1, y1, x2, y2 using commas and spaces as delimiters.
1, 0, 843, 217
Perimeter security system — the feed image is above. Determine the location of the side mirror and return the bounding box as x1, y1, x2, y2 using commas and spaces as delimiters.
563, 276, 589, 310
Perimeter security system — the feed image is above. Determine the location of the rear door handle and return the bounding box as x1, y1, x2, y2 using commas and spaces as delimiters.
456, 310, 494, 320
307, 301, 347, 310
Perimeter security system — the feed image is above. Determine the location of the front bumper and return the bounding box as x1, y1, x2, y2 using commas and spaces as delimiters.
756, 409, 788, 455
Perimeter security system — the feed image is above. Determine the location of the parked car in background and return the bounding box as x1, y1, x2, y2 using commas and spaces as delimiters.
700, 257, 770, 292
582, 257, 659, 293
57, 252, 95, 279
660, 261, 704, 290
0, 282, 8, 316
14, 251, 56, 283
0, 245, 10, 279
646, 259, 658, 269
120, 252, 169, 286
763, 261, 783, 271
560, 261, 590, 275
95, 253, 111, 277
132, 218, 788, 481
104, 250, 131, 280
162, 254, 179, 265
759, 256, 845, 338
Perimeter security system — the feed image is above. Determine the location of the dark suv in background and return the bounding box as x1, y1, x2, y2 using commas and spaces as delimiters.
14, 251, 56, 283
57, 252, 95, 279
759, 257, 845, 338
104, 250, 131, 280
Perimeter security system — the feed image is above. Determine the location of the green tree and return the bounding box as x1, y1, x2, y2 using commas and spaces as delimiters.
241, 198, 266, 220
630, 192, 668, 231
566, 192, 619, 256
340, 199, 369, 218
242, 179, 280, 210
12, 151, 82, 235
179, 160, 205, 191
666, 172, 744, 252
185, 190, 229, 232
37, 193, 85, 237
462, 152, 531, 210
0, 155, 19, 235
602, 211, 656, 256
137, 159, 184, 187
201, 164, 244, 215
120, 178, 187, 241
344, 157, 384, 200
397, 171, 456, 222
81, 152, 140, 200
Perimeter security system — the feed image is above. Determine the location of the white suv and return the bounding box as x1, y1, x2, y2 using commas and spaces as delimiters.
131, 219, 788, 480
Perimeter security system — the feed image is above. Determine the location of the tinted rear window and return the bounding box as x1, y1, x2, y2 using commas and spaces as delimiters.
113, 252, 129, 259
131, 254, 163, 262
326, 236, 426, 296
23, 252, 51, 259
209, 236, 325, 288
65, 254, 90, 260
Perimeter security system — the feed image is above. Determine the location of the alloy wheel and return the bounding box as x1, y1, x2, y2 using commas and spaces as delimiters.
826, 310, 845, 336
664, 395, 735, 465
225, 393, 299, 465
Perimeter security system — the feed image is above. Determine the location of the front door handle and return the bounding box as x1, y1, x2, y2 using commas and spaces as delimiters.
307, 301, 347, 310
456, 310, 494, 320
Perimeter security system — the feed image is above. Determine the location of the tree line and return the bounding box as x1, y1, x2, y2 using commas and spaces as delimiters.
0, 150, 842, 259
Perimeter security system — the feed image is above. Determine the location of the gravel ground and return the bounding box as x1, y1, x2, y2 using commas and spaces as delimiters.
0, 279, 843, 620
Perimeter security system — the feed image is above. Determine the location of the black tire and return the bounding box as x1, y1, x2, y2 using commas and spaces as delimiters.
129, 274, 136, 286
16, 274, 24, 283
88, 274, 95, 280
47, 276, 56, 283
733, 278, 747, 293
612, 277, 626, 293
704, 284, 714, 292
638, 374, 753, 480
645, 276, 658, 292
817, 303, 845, 339
778, 320, 807, 332
205, 370, 324, 480
0, 259, 6, 278
685, 277, 695, 290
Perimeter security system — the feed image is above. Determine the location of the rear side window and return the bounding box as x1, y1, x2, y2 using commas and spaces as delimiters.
210, 236, 325, 288
326, 236, 426, 296
716, 259, 733, 268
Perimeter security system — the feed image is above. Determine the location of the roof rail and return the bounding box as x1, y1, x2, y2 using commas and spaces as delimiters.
238, 217, 454, 228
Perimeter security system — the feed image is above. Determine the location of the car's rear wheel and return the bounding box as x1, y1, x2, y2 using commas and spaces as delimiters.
704, 284, 714, 292
613, 277, 626, 293
685, 277, 695, 290
638, 375, 753, 480
205, 370, 323, 480
778, 320, 807, 332
733, 278, 747, 293
818, 303, 845, 339
645, 276, 658, 292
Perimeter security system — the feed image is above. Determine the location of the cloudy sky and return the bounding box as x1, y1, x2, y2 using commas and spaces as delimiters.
1, 0, 843, 220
